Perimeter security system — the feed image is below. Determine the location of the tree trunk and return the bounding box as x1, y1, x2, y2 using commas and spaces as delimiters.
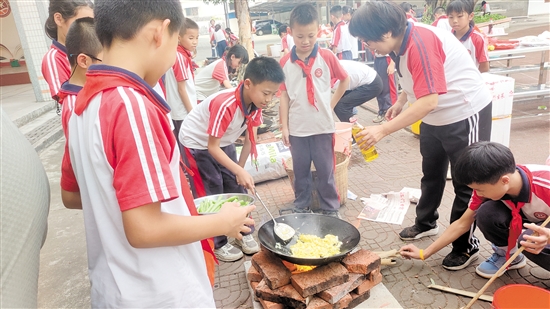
234, 0, 254, 61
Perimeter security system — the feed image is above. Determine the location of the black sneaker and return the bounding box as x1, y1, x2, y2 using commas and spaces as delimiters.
399, 225, 439, 241
442, 248, 480, 270
313, 210, 341, 218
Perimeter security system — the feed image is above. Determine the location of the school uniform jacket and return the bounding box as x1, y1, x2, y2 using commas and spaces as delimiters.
41, 40, 70, 101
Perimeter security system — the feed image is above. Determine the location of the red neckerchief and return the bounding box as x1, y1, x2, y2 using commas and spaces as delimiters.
502, 165, 532, 262
293, 54, 317, 110
178, 45, 195, 80
75, 65, 170, 116
431, 15, 448, 27
74, 65, 217, 263
235, 83, 260, 169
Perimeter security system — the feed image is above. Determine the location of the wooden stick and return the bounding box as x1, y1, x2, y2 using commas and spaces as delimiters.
381, 258, 396, 265
374, 250, 400, 259
464, 215, 550, 309
428, 283, 493, 302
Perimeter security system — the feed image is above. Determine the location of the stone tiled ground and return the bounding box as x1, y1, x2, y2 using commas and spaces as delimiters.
213, 95, 550, 308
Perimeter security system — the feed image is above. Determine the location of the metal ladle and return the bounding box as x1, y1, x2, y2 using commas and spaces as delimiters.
254, 191, 295, 244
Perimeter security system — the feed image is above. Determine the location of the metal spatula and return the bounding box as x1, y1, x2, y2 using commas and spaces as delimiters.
254, 191, 295, 244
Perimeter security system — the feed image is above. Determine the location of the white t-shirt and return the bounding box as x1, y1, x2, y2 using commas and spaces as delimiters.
393, 22, 492, 126
332, 60, 377, 91
456, 27, 489, 69
195, 59, 229, 101
61, 67, 215, 308
166, 47, 197, 120
433, 16, 452, 32
331, 21, 352, 53
180, 86, 262, 149
280, 44, 349, 136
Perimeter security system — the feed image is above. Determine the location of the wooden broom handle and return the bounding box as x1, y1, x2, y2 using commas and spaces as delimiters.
464, 215, 550, 309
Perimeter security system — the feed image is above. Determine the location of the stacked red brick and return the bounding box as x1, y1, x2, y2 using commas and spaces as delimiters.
248, 249, 383, 309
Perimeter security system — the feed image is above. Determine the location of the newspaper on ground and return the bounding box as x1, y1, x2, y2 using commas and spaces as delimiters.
358, 190, 411, 225
347, 190, 358, 201
398, 187, 421, 203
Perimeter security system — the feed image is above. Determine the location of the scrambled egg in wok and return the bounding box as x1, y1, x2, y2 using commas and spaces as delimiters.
290, 234, 342, 258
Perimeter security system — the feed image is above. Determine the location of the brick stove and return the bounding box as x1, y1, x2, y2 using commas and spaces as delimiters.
247, 248, 383, 309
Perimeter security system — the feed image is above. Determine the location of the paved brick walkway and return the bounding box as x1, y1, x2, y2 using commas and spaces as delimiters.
213, 95, 550, 308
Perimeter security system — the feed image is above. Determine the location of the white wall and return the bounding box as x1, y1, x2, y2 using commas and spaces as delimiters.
528, 0, 550, 15
0, 8, 23, 60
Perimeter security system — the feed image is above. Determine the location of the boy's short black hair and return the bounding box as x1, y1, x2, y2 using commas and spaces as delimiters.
447, 0, 475, 15
330, 5, 342, 17
94, 0, 183, 49
180, 18, 199, 36
225, 44, 249, 65
289, 3, 319, 29
243, 57, 285, 85
278, 24, 288, 36
434, 6, 446, 16
349, 1, 407, 42
454, 142, 517, 185
399, 2, 413, 13
342, 6, 353, 15
66, 17, 102, 67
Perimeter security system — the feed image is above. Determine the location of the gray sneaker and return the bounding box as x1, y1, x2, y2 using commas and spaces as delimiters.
372, 115, 385, 123
234, 234, 260, 255
214, 243, 244, 262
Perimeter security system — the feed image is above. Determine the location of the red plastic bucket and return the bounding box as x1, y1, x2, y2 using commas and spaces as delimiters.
492, 284, 550, 308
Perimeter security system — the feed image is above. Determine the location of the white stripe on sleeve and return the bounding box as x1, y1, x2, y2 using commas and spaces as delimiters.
118, 87, 159, 202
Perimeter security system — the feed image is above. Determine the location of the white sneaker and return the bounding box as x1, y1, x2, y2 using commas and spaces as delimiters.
214, 243, 243, 262
234, 234, 260, 255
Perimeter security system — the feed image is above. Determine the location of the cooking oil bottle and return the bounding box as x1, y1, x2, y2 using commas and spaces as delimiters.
350, 118, 378, 162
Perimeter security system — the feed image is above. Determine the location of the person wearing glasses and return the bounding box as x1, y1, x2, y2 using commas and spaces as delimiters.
58, 17, 102, 131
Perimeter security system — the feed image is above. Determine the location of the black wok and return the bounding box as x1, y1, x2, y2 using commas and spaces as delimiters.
258, 213, 360, 266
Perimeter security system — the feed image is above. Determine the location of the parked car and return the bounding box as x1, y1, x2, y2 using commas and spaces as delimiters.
253, 19, 283, 36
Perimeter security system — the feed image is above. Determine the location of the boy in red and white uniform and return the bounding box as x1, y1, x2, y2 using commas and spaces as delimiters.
194, 45, 249, 102
447, 0, 489, 72
165, 18, 199, 140
60, 1, 253, 307
58, 17, 102, 171
401, 142, 550, 278
342, 6, 360, 60
279, 24, 294, 57
350, 1, 492, 270
180, 57, 285, 262
280, 3, 350, 216
432, 6, 452, 32
330, 5, 352, 60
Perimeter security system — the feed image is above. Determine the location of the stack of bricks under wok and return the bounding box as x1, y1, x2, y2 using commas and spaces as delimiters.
248, 248, 383, 309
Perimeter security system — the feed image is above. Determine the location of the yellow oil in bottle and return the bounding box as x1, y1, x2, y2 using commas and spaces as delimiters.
351, 123, 379, 162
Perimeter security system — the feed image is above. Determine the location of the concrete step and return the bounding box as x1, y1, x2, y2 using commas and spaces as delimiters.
19, 108, 63, 153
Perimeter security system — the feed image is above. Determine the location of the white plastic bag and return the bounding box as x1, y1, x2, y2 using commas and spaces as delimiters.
236, 141, 292, 183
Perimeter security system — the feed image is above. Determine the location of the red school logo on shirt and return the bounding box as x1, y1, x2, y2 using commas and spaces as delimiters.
534, 212, 548, 220
315, 68, 323, 78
